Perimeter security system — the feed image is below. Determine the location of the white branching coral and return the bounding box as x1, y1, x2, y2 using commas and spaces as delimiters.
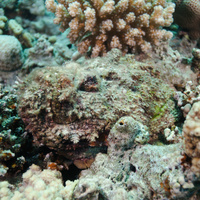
46, 0, 175, 57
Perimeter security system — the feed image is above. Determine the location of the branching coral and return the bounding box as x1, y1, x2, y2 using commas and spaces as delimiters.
46, 0, 175, 57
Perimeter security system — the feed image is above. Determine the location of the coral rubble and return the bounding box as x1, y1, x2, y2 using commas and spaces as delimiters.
46, 0, 175, 57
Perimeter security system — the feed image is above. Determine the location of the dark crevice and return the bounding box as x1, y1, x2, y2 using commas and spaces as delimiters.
62, 164, 82, 183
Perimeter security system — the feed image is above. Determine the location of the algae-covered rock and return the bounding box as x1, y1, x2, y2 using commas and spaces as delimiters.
18, 49, 180, 159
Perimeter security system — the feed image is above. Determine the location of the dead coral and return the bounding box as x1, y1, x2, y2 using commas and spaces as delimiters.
46, 0, 175, 57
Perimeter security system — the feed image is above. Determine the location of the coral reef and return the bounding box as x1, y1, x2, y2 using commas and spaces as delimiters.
22, 35, 61, 73
0, 11, 7, 35
0, 0, 45, 16
0, 35, 24, 72
22, 33, 76, 74
0, 164, 78, 200
8, 19, 35, 48
0, 0, 17, 10
46, 0, 175, 57
71, 118, 195, 199
0, 0, 59, 37
183, 101, 200, 176
0, 84, 26, 177
163, 126, 182, 143
173, 0, 200, 39
74, 144, 187, 199
192, 47, 200, 69
0, 117, 198, 200
174, 81, 200, 119
0, 8, 35, 48
0, 2, 76, 80
18, 49, 182, 160
1, 1, 200, 199
18, 0, 46, 16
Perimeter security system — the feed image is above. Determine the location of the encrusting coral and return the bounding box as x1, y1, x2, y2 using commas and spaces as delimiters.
46, 0, 175, 57
173, 0, 200, 39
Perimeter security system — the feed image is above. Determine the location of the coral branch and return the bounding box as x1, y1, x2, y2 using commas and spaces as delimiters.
46, 0, 175, 57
